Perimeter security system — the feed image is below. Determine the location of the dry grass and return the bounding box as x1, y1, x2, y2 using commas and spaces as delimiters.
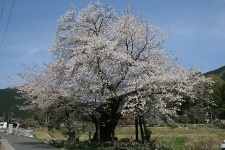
115, 126, 136, 140
149, 125, 225, 150
33, 132, 52, 140
50, 130, 65, 138
185, 136, 221, 150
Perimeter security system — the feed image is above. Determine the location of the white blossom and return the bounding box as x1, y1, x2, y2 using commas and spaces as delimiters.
13, 2, 214, 122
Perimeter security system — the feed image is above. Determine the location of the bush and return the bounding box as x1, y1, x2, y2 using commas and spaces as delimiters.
166, 123, 178, 129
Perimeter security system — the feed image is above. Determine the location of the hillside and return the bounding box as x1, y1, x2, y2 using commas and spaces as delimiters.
205, 65, 225, 81
0, 88, 33, 120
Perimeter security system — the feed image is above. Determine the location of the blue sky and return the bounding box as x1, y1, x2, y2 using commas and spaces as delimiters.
0, 0, 225, 89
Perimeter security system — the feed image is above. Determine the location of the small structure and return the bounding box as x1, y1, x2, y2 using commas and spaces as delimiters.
213, 119, 225, 128
0, 122, 7, 129
118, 114, 135, 126
8, 124, 13, 134
220, 140, 225, 149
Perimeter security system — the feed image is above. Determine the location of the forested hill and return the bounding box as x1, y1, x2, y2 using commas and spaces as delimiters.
204, 66, 225, 81
0, 88, 33, 120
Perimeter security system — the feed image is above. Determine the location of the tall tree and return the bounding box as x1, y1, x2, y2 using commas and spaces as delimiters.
14, 2, 213, 141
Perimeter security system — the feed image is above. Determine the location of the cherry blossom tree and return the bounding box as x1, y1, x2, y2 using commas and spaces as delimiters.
14, 2, 214, 142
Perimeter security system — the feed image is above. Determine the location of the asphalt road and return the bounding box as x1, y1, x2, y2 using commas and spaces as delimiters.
0, 134, 60, 150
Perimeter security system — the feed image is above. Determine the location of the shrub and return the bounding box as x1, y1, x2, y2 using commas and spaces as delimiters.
167, 123, 178, 129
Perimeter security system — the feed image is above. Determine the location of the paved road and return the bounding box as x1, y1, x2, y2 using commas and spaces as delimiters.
0, 134, 60, 150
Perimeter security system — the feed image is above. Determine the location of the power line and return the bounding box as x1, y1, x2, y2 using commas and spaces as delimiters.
0, 0, 15, 50
0, 0, 6, 21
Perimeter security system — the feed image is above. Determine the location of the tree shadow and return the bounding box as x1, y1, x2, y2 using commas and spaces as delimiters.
16, 141, 58, 149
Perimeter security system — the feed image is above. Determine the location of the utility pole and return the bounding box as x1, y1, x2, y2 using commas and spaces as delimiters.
45, 113, 49, 125
185, 109, 188, 125
210, 110, 213, 126
3, 112, 5, 121
97, 118, 100, 142
11, 107, 14, 123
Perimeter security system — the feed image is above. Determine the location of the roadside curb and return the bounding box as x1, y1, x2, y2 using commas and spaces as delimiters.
1, 139, 15, 150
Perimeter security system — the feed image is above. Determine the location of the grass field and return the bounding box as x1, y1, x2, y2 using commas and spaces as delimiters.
34, 124, 225, 150
149, 125, 225, 150
79, 124, 225, 150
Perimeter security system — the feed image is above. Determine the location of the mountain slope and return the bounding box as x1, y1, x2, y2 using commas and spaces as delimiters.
205, 66, 225, 81
0, 88, 33, 120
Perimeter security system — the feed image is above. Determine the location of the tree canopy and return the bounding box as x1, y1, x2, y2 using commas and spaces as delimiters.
13, 2, 214, 141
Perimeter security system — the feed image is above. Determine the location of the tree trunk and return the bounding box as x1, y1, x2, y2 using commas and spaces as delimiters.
65, 119, 75, 146
142, 116, 151, 142
135, 116, 138, 142
93, 119, 117, 141
92, 98, 123, 141
138, 115, 144, 143
67, 130, 75, 145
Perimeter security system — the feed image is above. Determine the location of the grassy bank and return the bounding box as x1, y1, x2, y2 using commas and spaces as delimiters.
79, 124, 225, 150
34, 124, 225, 149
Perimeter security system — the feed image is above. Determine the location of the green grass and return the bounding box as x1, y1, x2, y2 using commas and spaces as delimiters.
34, 124, 225, 150
79, 124, 225, 149
163, 136, 189, 149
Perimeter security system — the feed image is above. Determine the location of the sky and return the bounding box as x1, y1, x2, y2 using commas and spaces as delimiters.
0, 0, 225, 89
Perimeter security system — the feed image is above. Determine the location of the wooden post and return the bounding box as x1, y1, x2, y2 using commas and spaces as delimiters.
89, 130, 91, 143
135, 116, 138, 142
138, 115, 144, 143
97, 119, 100, 142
